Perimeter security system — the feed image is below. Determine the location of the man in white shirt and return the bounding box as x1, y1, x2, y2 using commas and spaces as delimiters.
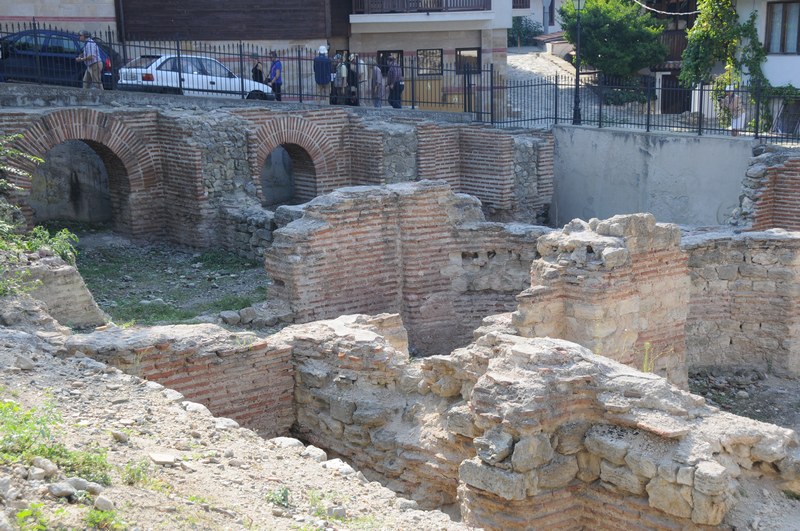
75, 30, 103, 89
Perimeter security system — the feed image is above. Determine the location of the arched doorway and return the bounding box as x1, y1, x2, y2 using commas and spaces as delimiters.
260, 143, 317, 208
28, 140, 112, 226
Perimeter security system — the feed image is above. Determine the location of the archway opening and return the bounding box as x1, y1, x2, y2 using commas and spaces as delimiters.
28, 140, 130, 231
260, 144, 317, 208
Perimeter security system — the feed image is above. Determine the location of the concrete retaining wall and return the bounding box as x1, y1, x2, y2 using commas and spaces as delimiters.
552, 126, 753, 227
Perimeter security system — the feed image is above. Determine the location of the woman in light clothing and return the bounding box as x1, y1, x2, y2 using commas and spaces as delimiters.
371, 63, 384, 108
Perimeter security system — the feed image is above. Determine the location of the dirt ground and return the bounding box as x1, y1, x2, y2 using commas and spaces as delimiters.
690, 368, 800, 437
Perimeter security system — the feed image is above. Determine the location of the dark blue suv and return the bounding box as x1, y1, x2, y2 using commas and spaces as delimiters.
0, 30, 120, 89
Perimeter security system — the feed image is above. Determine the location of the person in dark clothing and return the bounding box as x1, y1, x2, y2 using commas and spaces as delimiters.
346, 54, 360, 106
267, 51, 282, 101
386, 56, 403, 109
251, 57, 265, 84
313, 45, 332, 104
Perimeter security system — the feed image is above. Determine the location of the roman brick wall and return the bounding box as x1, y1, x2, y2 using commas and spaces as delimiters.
511, 214, 690, 387
2, 95, 554, 258
63, 324, 296, 437
264, 181, 544, 355
683, 229, 800, 376
733, 145, 800, 231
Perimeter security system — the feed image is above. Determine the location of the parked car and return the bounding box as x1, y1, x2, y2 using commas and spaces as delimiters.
0, 29, 120, 89
118, 54, 275, 100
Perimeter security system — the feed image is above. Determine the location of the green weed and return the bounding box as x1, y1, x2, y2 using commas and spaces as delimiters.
84, 508, 126, 530
266, 486, 291, 508
15, 503, 48, 531
121, 458, 151, 485
0, 399, 111, 484
785, 490, 800, 501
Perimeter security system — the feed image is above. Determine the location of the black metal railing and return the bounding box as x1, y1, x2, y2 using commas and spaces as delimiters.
352, 0, 491, 14
1, 21, 799, 145
512, 0, 532, 8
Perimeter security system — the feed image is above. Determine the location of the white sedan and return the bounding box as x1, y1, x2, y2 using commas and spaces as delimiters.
118, 54, 274, 100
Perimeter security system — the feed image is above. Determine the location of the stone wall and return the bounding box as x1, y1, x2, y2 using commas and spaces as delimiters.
734, 145, 800, 231
683, 228, 800, 376
264, 181, 546, 355
1, 94, 554, 258
23, 253, 108, 330
61, 324, 295, 437
510, 214, 690, 387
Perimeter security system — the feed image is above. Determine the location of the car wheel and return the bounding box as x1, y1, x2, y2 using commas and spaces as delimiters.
246, 90, 268, 100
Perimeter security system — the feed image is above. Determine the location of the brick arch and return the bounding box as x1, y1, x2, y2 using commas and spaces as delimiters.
250, 115, 338, 204
9, 109, 161, 237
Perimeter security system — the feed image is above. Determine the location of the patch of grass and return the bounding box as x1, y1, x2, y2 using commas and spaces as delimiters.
121, 458, 173, 494
196, 249, 259, 271
84, 508, 126, 530
0, 399, 111, 485
203, 294, 262, 314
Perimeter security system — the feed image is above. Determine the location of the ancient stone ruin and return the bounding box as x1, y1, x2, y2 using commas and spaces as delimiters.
14, 176, 800, 529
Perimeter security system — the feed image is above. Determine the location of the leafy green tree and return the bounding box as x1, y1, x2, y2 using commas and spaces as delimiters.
508, 16, 544, 48
559, 0, 667, 79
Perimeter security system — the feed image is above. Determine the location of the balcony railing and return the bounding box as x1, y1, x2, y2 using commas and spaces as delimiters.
512, 0, 531, 8
352, 0, 491, 14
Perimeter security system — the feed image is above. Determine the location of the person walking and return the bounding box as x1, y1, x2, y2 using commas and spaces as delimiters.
313, 45, 332, 104
386, 56, 403, 109
75, 30, 103, 90
723, 85, 745, 137
267, 51, 283, 101
371, 62, 384, 108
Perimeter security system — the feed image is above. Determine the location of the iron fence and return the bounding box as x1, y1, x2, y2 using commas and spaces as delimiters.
1, 21, 799, 145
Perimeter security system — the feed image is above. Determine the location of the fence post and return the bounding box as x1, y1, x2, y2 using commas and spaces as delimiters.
239, 42, 245, 99
490, 63, 495, 125
411, 55, 416, 110
698, 83, 704, 136
754, 80, 761, 140
598, 74, 604, 128
176, 41, 183, 93
298, 48, 304, 104
646, 76, 652, 132
554, 75, 559, 125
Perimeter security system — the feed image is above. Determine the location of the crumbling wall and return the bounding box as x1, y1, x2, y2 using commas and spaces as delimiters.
264, 181, 546, 355
510, 214, 690, 387
683, 229, 800, 376
61, 324, 295, 437
287, 315, 800, 529
733, 144, 800, 230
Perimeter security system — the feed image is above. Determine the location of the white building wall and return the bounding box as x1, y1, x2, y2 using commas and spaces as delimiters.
0, 0, 116, 35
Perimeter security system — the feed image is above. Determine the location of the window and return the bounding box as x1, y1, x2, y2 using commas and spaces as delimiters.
12, 34, 44, 52
200, 58, 233, 78
417, 49, 442, 76
44, 35, 80, 54
455, 48, 480, 75
766, 1, 800, 54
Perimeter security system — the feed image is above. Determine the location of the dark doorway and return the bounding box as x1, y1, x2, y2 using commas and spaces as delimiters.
660, 73, 691, 115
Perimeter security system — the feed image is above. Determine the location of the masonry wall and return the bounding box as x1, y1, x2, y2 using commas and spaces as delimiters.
62, 325, 295, 437
264, 181, 546, 355
511, 214, 690, 387
735, 145, 800, 231
683, 229, 800, 376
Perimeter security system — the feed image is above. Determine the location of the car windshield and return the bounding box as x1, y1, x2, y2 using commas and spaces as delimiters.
125, 56, 160, 68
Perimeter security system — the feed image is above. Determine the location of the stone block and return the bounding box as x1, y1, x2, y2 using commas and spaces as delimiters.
691, 491, 727, 526
459, 457, 527, 501
475, 427, 514, 465
555, 421, 591, 455
576, 450, 601, 482
600, 460, 647, 495
537, 454, 578, 489
352, 403, 390, 428
446, 404, 478, 438
693, 460, 727, 496
676, 466, 694, 486
585, 427, 629, 465
646, 477, 692, 519
330, 397, 356, 423
625, 450, 657, 479
511, 434, 554, 472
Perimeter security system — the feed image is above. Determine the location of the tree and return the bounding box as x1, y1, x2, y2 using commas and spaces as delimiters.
679, 0, 765, 89
559, 0, 667, 79
508, 16, 544, 48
